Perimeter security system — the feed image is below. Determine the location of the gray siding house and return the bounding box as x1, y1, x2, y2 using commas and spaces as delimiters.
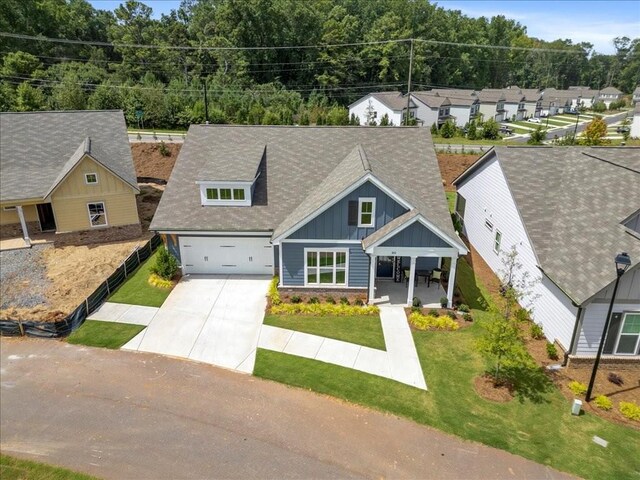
151, 126, 467, 306
454, 147, 640, 364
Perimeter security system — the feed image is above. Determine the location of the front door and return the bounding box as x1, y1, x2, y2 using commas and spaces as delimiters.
36, 203, 56, 231
376, 256, 394, 278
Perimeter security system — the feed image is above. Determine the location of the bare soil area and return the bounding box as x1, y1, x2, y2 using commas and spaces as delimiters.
131, 142, 180, 181
137, 182, 165, 232
436, 153, 481, 191
474, 374, 514, 403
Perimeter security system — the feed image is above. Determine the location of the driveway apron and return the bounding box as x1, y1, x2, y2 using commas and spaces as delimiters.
128, 275, 269, 373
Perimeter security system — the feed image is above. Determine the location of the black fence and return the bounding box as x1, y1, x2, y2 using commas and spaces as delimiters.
0, 234, 163, 338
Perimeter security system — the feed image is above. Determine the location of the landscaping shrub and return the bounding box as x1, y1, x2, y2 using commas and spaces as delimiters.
270, 303, 379, 316
619, 401, 640, 421
440, 296, 448, 308
308, 296, 320, 304
339, 296, 350, 305
546, 342, 559, 360
291, 295, 302, 304
150, 247, 178, 280
428, 309, 439, 317
457, 304, 469, 313
354, 298, 364, 306
268, 276, 281, 305
412, 297, 422, 308
158, 141, 170, 156
409, 312, 459, 331
530, 322, 544, 340
568, 381, 587, 396
463, 313, 473, 322
325, 295, 336, 304
594, 395, 613, 411
446, 310, 457, 319
148, 273, 174, 289
514, 308, 530, 322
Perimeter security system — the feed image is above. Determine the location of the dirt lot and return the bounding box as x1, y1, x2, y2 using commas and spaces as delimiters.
0, 143, 178, 322
131, 142, 180, 181
436, 153, 481, 191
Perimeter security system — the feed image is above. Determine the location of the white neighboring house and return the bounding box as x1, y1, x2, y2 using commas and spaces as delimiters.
348, 92, 416, 126
518, 88, 542, 118
410, 92, 452, 127
501, 89, 527, 121
631, 103, 640, 138
453, 147, 640, 365
598, 86, 623, 108
476, 89, 506, 122
430, 89, 480, 127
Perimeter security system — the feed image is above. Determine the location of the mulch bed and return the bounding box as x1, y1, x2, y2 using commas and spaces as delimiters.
436, 153, 481, 192
474, 374, 514, 403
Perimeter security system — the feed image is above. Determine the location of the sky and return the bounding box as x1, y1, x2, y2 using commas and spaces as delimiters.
88, 0, 640, 54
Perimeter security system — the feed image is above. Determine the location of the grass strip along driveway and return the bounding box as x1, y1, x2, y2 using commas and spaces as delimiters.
108, 250, 171, 308
67, 320, 145, 349
263, 314, 386, 350
254, 313, 640, 480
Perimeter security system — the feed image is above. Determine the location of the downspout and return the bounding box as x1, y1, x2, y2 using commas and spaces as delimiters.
564, 306, 583, 366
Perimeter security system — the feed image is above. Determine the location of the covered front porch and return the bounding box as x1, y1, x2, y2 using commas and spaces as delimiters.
362, 213, 467, 308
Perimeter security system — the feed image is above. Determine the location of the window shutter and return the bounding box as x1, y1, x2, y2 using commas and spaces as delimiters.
603, 312, 623, 354
348, 201, 358, 226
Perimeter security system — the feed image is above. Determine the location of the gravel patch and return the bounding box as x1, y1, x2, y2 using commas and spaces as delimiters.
0, 244, 52, 309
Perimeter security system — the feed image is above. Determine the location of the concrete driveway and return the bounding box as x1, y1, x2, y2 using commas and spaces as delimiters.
125, 274, 270, 373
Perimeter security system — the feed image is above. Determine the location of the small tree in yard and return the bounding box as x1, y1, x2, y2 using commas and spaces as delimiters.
440, 119, 456, 138
466, 121, 477, 140
527, 125, 547, 145
482, 118, 500, 139
581, 116, 608, 145
430, 122, 438, 136
477, 246, 540, 386
151, 247, 179, 280
379, 113, 391, 126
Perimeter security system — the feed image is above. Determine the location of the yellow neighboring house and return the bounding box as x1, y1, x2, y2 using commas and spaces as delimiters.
0, 110, 140, 244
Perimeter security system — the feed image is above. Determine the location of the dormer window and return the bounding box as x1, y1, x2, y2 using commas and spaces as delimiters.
200, 183, 252, 206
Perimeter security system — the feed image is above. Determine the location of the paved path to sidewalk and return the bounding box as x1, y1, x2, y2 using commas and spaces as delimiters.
88, 302, 159, 326
259, 305, 427, 390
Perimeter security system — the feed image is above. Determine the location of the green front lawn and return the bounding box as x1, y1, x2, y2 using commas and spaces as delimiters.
254, 313, 640, 480
108, 250, 172, 307
0, 455, 97, 480
263, 314, 386, 350
67, 320, 145, 349
433, 136, 519, 146
445, 192, 456, 213
454, 257, 493, 310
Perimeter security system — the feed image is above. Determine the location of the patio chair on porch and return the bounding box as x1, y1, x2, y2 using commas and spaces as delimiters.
431, 269, 442, 285
404, 268, 418, 287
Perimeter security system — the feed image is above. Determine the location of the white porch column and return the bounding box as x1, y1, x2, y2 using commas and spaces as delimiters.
15, 205, 31, 246
447, 255, 458, 308
406, 256, 417, 306
368, 254, 376, 304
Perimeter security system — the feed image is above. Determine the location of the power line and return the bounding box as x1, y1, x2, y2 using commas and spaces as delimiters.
1, 31, 587, 54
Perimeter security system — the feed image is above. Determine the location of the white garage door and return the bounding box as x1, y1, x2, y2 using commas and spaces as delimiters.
179, 236, 274, 275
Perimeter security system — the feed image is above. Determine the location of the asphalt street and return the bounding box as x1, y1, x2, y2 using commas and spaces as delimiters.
0, 338, 575, 479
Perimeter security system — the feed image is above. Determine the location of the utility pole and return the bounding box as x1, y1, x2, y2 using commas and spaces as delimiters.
203, 77, 210, 124
405, 38, 414, 126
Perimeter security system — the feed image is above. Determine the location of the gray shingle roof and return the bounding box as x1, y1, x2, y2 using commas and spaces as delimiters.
0, 110, 137, 202
411, 92, 450, 108
518, 89, 542, 102
600, 86, 622, 95
151, 126, 458, 246
477, 89, 505, 103
502, 90, 525, 103
197, 142, 265, 182
369, 92, 416, 110
455, 146, 640, 305
431, 88, 477, 97
361, 210, 418, 249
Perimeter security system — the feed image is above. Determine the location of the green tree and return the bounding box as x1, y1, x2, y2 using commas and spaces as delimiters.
14, 82, 46, 111
440, 119, 456, 138
527, 125, 547, 145
430, 123, 438, 136
581, 116, 608, 145
591, 101, 606, 113
151, 247, 178, 280
482, 118, 500, 139
466, 121, 477, 140
379, 113, 391, 126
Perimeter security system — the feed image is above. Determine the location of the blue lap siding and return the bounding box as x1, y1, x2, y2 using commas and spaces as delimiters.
281, 242, 369, 287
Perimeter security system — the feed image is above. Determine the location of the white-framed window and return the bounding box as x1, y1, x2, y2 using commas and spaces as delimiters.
358, 197, 376, 228
304, 249, 348, 286
87, 202, 107, 227
615, 312, 640, 355
85, 173, 98, 184
3, 206, 16, 211
494, 230, 502, 253
485, 219, 494, 231
204, 187, 246, 202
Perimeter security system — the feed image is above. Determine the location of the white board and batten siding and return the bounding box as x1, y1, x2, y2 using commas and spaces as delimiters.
349, 96, 403, 126
576, 268, 640, 355
457, 156, 577, 350
178, 236, 273, 275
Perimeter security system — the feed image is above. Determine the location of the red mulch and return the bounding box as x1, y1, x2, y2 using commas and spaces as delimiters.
131, 143, 181, 181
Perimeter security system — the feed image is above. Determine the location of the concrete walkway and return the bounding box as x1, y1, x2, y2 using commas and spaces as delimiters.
259, 305, 427, 390
88, 302, 158, 326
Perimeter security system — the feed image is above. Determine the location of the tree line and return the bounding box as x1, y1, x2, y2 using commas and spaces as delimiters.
1, 0, 638, 129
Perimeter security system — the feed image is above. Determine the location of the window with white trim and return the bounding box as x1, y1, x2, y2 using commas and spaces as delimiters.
305, 249, 348, 286
3, 206, 16, 211
87, 202, 107, 227
615, 312, 640, 355
85, 173, 98, 184
204, 187, 246, 202
358, 198, 376, 228
494, 230, 502, 253
485, 219, 493, 231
